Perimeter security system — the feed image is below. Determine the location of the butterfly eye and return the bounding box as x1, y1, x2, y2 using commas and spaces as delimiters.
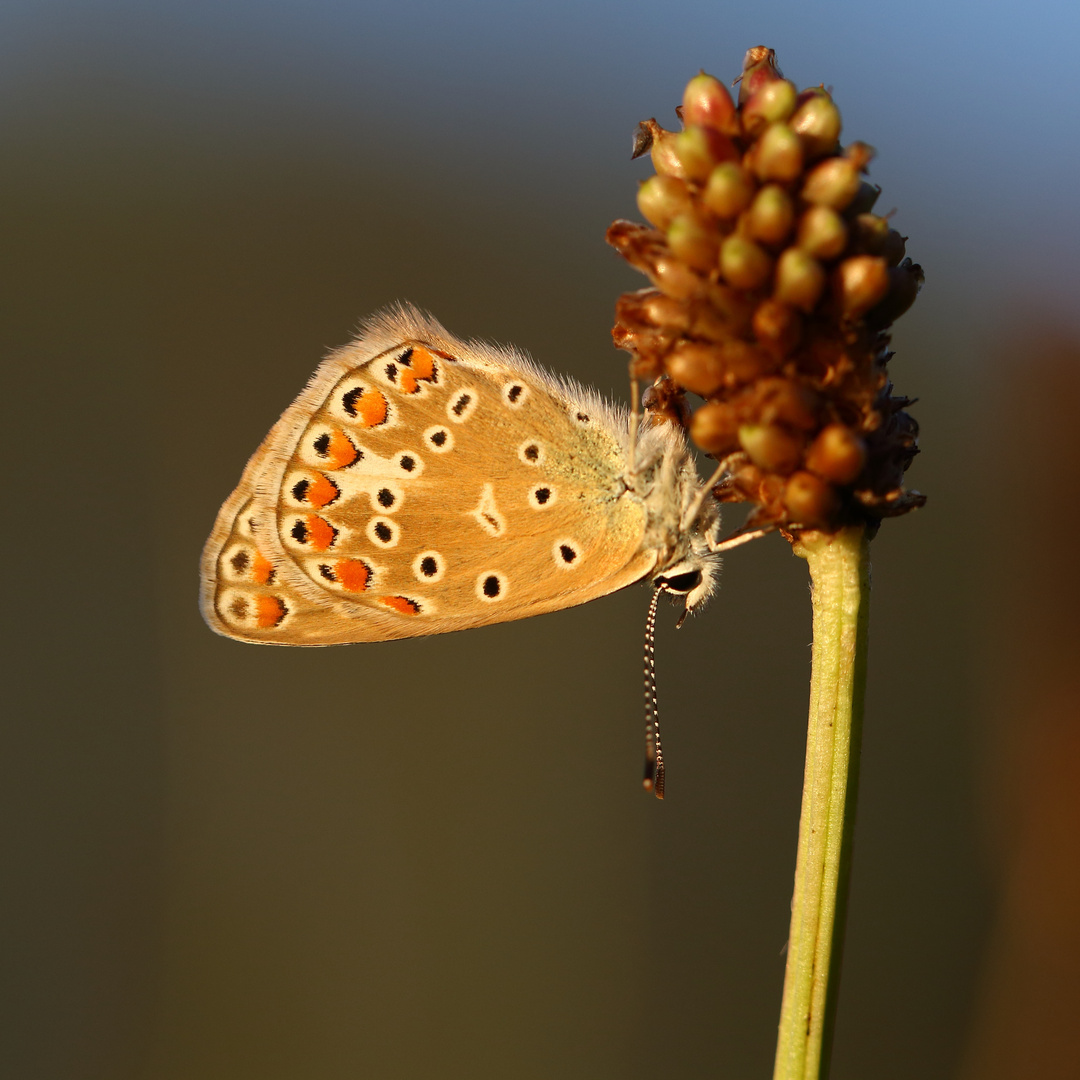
655, 568, 703, 595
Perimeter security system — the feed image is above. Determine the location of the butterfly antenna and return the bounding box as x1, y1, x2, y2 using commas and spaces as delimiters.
642, 586, 665, 800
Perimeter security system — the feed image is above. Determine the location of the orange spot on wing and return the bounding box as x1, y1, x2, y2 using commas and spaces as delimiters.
398, 369, 418, 394
335, 559, 371, 592
306, 515, 337, 551
379, 595, 421, 615
409, 346, 437, 381
326, 429, 359, 468
306, 474, 340, 508
255, 595, 287, 628
356, 389, 389, 427
251, 551, 275, 584
432, 349, 457, 362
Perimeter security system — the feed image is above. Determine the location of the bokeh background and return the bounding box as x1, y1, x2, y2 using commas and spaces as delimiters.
5, 2, 1079, 1077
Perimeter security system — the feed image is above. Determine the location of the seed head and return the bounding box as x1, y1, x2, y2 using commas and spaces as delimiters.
608, 47, 925, 533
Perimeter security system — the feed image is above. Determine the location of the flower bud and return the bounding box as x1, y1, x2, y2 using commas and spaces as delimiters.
632, 119, 689, 179
789, 91, 842, 159
636, 175, 694, 229
649, 255, 704, 300
775, 248, 826, 312
640, 291, 690, 330
849, 213, 889, 254
834, 255, 890, 317
682, 72, 737, 133
742, 78, 797, 137
866, 258, 923, 326
738, 46, 783, 104
667, 214, 719, 272
881, 228, 907, 266
720, 236, 773, 290
738, 423, 804, 473
665, 342, 726, 395
796, 204, 848, 259
754, 377, 819, 430
783, 471, 840, 526
703, 162, 755, 217
751, 122, 804, 183
690, 401, 740, 454
805, 423, 867, 483
718, 339, 770, 383
672, 125, 737, 182
752, 298, 802, 355
801, 155, 861, 209
847, 181, 882, 215
746, 184, 795, 246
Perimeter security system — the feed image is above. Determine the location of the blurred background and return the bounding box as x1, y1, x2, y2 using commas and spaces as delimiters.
4, 2, 1079, 1077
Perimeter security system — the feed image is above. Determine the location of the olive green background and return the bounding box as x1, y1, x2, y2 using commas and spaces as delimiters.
4, 3, 1078, 1078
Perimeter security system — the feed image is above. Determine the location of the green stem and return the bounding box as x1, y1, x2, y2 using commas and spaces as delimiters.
773, 525, 871, 1080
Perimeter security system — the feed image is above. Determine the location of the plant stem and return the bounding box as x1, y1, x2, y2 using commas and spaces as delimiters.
773, 525, 871, 1080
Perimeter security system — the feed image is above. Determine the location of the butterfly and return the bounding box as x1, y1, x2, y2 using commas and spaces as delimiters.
200, 305, 729, 795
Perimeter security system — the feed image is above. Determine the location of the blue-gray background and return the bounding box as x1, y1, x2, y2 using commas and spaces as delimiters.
5, 2, 1078, 1077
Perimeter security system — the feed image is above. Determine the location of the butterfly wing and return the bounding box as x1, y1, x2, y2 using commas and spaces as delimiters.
200, 307, 656, 644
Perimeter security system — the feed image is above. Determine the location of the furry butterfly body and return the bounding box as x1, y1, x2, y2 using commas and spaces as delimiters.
201, 306, 721, 646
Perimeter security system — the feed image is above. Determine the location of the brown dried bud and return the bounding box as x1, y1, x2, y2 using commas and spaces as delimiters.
633, 119, 688, 178
739, 423, 804, 473
834, 255, 890, 317
738, 46, 783, 104
720, 235, 773, 290
703, 162, 756, 218
690, 400, 740, 454
667, 214, 719, 272
789, 90, 841, 159
867, 258, 923, 326
746, 184, 796, 246
752, 298, 802, 356
847, 181, 882, 215
805, 423, 867, 484
783, 471, 840, 526
751, 122, 804, 183
636, 175, 694, 229
742, 78, 797, 137
881, 228, 907, 266
682, 72, 737, 133
796, 204, 848, 260
775, 248, 826, 312
640, 290, 690, 331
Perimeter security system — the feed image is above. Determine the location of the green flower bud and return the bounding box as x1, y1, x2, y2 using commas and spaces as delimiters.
775, 248, 826, 312
797, 204, 848, 259
789, 91, 842, 159
720, 236, 773, 290
801, 155, 861, 209
667, 214, 720, 272
742, 78, 798, 137
672, 125, 737, 182
834, 255, 890, 317
752, 122, 804, 183
682, 72, 737, 133
649, 255, 703, 300
739, 423, 804, 473
703, 162, 755, 218
746, 184, 796, 246
637, 175, 694, 229
805, 424, 867, 484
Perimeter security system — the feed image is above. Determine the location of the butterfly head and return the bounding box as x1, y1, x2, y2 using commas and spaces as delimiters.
630, 421, 722, 619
